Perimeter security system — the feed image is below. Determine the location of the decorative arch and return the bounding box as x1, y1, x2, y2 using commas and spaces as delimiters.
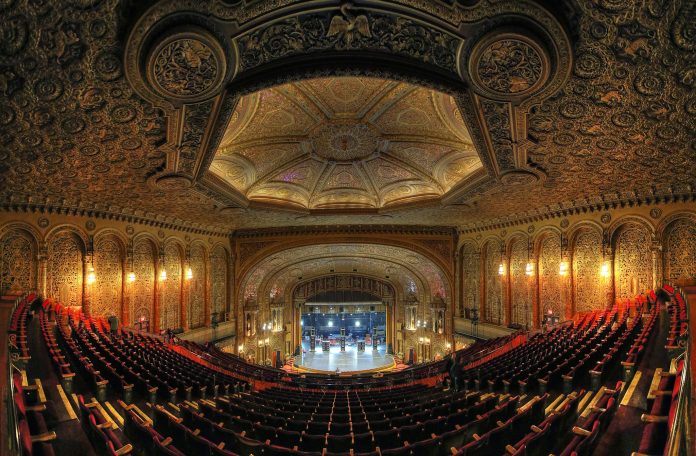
188, 242, 208, 329
47, 227, 86, 308
0, 223, 39, 295
608, 215, 655, 245
613, 221, 652, 299
92, 233, 125, 318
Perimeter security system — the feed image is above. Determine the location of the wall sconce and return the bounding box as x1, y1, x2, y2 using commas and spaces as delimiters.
525, 262, 534, 276
159, 269, 167, 281
559, 261, 569, 276
127, 271, 136, 282
498, 263, 505, 275
257, 340, 263, 347
600, 261, 610, 278
185, 267, 193, 280
87, 265, 96, 285
265, 338, 269, 345
238, 344, 244, 353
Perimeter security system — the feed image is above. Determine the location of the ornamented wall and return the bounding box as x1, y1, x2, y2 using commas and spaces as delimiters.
459, 204, 696, 329
0, 211, 231, 334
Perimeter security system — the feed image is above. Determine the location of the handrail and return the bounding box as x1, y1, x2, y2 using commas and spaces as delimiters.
6, 291, 30, 456
665, 284, 691, 456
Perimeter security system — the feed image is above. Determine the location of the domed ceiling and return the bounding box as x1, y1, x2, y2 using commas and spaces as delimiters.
210, 77, 481, 210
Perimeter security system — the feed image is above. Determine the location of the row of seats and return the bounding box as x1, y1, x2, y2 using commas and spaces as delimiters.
38, 309, 76, 392
76, 394, 133, 455
8, 293, 36, 363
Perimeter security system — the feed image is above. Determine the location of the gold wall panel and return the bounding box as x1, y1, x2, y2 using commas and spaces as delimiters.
162, 243, 182, 329
509, 238, 531, 328
210, 245, 228, 319
538, 235, 562, 317
1, 229, 36, 295
189, 244, 206, 329
615, 225, 651, 299
48, 233, 83, 308
572, 229, 603, 314
460, 243, 480, 317
664, 218, 696, 284
484, 240, 503, 324
92, 236, 122, 318
132, 240, 155, 324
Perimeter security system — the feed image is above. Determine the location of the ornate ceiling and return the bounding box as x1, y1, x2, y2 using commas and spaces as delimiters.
209, 77, 480, 210
0, 0, 694, 233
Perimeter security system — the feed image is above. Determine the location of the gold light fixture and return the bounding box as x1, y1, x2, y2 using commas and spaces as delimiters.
600, 260, 610, 278
185, 267, 193, 280
559, 261, 569, 276
127, 271, 136, 282
525, 262, 534, 276
159, 269, 167, 281
87, 265, 96, 284
498, 263, 505, 275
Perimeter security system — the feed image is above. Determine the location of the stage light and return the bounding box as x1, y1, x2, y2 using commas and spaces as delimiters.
355, 321, 360, 327
328, 320, 333, 327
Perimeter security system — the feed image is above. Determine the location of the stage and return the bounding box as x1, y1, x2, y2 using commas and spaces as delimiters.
295, 341, 395, 374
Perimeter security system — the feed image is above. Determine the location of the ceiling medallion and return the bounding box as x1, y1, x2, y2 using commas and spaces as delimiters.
155, 174, 193, 191
312, 122, 379, 162
146, 28, 226, 102
499, 170, 539, 186
468, 31, 550, 100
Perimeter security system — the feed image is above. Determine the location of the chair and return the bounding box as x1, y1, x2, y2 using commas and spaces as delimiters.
299, 432, 326, 452
373, 428, 400, 450
326, 433, 352, 453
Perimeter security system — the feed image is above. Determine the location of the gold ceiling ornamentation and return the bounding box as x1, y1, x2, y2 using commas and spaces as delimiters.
210, 77, 481, 210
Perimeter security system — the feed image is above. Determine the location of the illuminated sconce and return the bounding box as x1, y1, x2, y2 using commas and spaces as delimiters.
238, 344, 244, 353
418, 337, 424, 343
600, 261, 610, 278
87, 265, 96, 285
525, 262, 534, 276
265, 338, 269, 345
498, 263, 505, 275
185, 267, 193, 280
559, 261, 569, 276
127, 271, 136, 282
159, 269, 167, 281
257, 340, 263, 347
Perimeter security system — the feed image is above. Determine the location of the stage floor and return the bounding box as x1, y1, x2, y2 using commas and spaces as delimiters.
296, 341, 394, 373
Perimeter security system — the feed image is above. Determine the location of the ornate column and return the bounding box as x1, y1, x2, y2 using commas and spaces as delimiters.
503, 253, 511, 327
454, 251, 462, 317
227, 251, 235, 320
603, 231, 615, 310
37, 242, 48, 297
123, 242, 134, 327
204, 255, 211, 327
651, 238, 662, 290
82, 236, 94, 316
153, 247, 164, 334
181, 249, 191, 331
530, 256, 540, 330
559, 233, 572, 320
478, 248, 486, 321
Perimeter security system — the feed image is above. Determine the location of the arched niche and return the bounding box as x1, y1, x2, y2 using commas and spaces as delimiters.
613, 222, 652, 299
210, 244, 229, 321
460, 241, 480, 318
570, 227, 603, 314
482, 238, 503, 324
0, 225, 39, 295
92, 233, 124, 318
508, 236, 531, 328
188, 243, 208, 329
132, 237, 157, 327
161, 241, 184, 330
536, 232, 562, 319
661, 215, 696, 285
47, 228, 85, 309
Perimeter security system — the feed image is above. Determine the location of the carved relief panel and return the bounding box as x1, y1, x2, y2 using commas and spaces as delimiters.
538, 235, 562, 317
615, 225, 651, 299
92, 236, 122, 318
484, 241, 503, 324
664, 219, 696, 284
161, 243, 182, 329
189, 244, 206, 328
132, 240, 155, 325
509, 238, 531, 328
0, 230, 37, 295
461, 243, 480, 318
210, 246, 227, 319
572, 230, 603, 313
48, 233, 83, 308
